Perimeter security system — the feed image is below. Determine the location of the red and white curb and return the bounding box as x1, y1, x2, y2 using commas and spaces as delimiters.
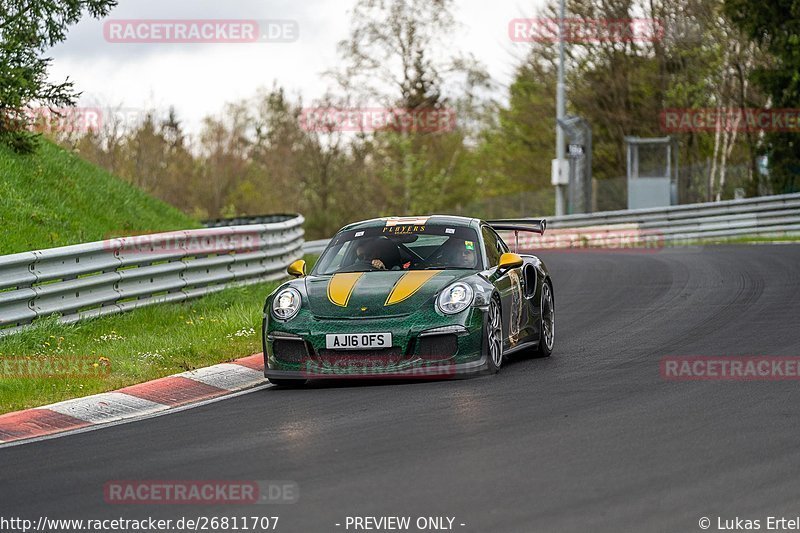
0, 353, 265, 445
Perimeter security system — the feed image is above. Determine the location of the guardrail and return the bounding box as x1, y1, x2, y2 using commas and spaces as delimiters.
302, 239, 332, 255
0, 216, 304, 336
300, 193, 800, 254
493, 192, 800, 247
202, 214, 300, 228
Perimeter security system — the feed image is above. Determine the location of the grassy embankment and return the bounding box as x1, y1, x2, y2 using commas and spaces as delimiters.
0, 140, 298, 414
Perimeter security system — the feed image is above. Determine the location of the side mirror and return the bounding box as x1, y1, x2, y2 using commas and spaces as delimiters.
498, 252, 523, 271
287, 259, 307, 278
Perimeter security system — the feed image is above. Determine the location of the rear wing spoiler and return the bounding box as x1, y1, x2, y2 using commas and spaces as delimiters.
489, 219, 547, 235
488, 219, 547, 253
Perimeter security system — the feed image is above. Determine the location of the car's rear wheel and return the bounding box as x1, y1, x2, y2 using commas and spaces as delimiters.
268, 378, 307, 388
485, 298, 503, 373
537, 281, 554, 357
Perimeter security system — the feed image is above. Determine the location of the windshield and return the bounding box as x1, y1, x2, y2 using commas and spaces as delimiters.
313, 224, 481, 275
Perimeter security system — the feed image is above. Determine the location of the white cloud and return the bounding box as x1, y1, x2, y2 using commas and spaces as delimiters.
48, 0, 546, 135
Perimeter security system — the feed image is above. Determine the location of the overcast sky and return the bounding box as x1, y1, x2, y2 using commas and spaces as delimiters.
48, 0, 546, 136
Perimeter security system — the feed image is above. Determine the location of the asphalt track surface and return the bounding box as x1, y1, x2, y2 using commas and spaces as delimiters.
3, 244, 800, 533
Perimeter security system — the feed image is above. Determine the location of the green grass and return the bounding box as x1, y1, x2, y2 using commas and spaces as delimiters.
0, 139, 198, 255
0, 139, 315, 414
0, 280, 277, 414
0, 255, 317, 414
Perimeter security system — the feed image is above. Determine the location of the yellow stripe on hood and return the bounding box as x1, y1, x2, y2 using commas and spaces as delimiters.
327, 273, 364, 307
385, 271, 441, 306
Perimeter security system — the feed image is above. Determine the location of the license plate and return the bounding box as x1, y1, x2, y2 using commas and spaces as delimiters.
326, 333, 392, 350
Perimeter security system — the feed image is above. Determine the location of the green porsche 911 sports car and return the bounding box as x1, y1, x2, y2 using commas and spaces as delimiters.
262, 215, 554, 386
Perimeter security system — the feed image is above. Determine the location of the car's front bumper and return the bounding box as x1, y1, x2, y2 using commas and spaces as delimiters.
263, 306, 488, 380
264, 356, 488, 380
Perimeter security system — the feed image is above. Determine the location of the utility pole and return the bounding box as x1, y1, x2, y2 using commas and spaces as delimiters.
552, 0, 568, 216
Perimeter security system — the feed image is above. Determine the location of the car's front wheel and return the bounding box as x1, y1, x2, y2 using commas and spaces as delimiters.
485, 298, 504, 373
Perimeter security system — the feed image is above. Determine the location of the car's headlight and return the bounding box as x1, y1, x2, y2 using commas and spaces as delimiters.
437, 282, 474, 315
272, 287, 302, 320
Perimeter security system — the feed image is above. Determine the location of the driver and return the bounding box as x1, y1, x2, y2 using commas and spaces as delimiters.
447, 240, 478, 268
355, 241, 387, 270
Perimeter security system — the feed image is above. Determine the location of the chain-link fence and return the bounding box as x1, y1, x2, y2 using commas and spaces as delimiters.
594, 161, 760, 212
